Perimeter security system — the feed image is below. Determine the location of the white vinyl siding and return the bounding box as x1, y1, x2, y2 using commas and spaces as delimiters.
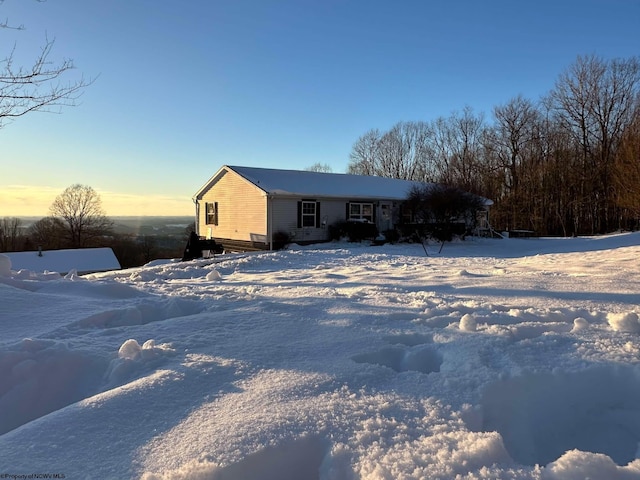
270, 198, 346, 243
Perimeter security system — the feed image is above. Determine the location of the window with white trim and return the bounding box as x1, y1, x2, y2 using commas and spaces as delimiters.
301, 201, 316, 227
349, 202, 374, 222
205, 202, 218, 225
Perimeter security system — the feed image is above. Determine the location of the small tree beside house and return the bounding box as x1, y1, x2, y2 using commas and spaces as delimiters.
404, 184, 487, 244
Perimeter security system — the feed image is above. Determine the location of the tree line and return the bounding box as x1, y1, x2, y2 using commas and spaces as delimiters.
348, 55, 640, 236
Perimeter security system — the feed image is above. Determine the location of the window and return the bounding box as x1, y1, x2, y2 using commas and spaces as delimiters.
302, 201, 316, 227
205, 202, 218, 225
401, 204, 413, 224
348, 202, 374, 222
298, 200, 320, 228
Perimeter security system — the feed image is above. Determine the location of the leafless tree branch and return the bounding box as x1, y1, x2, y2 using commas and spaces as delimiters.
0, 2, 92, 128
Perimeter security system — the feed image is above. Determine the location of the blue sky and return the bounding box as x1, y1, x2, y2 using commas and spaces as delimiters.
1, 0, 639, 216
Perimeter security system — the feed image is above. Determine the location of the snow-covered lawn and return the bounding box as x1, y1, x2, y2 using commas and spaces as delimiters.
2, 234, 640, 479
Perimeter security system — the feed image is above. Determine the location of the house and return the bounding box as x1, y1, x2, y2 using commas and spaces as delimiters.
3, 247, 121, 275
193, 165, 491, 251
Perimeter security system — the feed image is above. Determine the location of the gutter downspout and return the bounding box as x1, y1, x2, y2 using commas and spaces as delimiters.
193, 198, 199, 236
267, 194, 273, 250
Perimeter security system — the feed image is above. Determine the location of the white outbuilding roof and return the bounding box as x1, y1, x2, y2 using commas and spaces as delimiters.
3, 247, 121, 275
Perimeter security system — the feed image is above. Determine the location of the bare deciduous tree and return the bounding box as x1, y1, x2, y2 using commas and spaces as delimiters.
0, 216, 23, 251
492, 96, 540, 193
49, 184, 113, 248
486, 96, 543, 230
378, 122, 432, 181
348, 129, 381, 176
347, 122, 435, 181
304, 162, 333, 173
443, 107, 488, 193
27, 216, 66, 250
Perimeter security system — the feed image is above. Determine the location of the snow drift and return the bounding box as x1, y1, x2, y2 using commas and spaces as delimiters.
1, 233, 640, 479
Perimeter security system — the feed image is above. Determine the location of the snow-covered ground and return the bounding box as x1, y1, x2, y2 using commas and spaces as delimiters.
1, 233, 640, 479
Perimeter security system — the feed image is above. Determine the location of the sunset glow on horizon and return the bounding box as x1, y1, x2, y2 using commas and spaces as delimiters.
0, 185, 194, 218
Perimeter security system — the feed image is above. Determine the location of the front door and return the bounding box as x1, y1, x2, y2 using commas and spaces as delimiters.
379, 202, 392, 231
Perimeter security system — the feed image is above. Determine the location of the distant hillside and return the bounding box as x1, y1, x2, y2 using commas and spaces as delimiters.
13, 216, 194, 236
110, 216, 193, 236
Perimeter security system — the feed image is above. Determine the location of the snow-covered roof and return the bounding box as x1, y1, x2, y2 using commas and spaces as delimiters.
196, 165, 429, 200
3, 247, 121, 275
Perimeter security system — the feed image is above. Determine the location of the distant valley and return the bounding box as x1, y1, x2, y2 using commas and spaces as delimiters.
110, 216, 194, 236
16, 216, 194, 237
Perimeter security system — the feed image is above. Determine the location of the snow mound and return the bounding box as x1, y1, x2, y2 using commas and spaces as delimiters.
476, 366, 640, 466
460, 313, 478, 332
206, 269, 222, 281
607, 312, 640, 333
118, 338, 157, 360
106, 338, 175, 385
544, 449, 640, 480
571, 317, 590, 333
